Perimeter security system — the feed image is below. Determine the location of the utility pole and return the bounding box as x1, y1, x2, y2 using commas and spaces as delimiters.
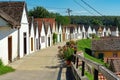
66, 8, 72, 40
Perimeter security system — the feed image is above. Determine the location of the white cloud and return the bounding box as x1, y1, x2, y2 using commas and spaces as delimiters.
48, 9, 58, 13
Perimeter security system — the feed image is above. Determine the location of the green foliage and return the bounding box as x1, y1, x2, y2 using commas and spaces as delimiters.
0, 59, 15, 75
28, 6, 70, 25
70, 16, 120, 28
63, 47, 74, 61
79, 66, 93, 80
77, 39, 108, 67
77, 39, 91, 51
56, 16, 70, 25
53, 33, 57, 44
85, 71, 94, 80
28, 6, 50, 18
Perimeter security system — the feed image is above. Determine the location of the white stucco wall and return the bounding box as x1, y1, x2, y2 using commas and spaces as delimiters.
57, 25, 62, 42
77, 26, 82, 39
40, 23, 46, 49
35, 25, 39, 51
29, 21, 35, 53
46, 26, 52, 47
19, 6, 29, 58
0, 29, 18, 65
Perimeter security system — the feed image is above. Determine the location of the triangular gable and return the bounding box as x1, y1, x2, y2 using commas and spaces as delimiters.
58, 24, 62, 33
82, 25, 86, 32
87, 26, 93, 33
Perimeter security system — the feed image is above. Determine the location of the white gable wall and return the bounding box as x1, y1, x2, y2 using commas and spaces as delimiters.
40, 23, 46, 49
82, 26, 86, 39
35, 24, 39, 51
87, 26, 93, 38
0, 29, 18, 65
77, 26, 82, 39
46, 26, 52, 47
57, 24, 62, 42
29, 20, 35, 53
19, 6, 29, 58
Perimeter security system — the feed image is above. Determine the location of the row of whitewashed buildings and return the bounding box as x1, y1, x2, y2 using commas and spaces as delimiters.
0, 1, 119, 65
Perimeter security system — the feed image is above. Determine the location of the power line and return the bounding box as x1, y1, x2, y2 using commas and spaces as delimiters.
73, 0, 95, 15
80, 0, 103, 16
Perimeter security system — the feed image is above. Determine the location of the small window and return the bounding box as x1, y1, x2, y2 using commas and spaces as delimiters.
41, 36, 45, 43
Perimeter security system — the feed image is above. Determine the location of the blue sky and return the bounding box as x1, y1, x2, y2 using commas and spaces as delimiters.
1, 0, 120, 16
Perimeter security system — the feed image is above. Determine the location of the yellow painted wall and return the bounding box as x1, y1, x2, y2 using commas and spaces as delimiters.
94, 51, 120, 58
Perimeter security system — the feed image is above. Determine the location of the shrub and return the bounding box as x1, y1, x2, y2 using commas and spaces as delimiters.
0, 59, 15, 75
63, 47, 74, 61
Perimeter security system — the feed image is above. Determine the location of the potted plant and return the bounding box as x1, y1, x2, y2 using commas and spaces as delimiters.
63, 47, 74, 65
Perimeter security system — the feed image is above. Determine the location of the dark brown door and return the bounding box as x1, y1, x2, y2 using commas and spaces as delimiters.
8, 36, 12, 62
31, 38, 33, 51
48, 37, 50, 46
23, 33, 27, 55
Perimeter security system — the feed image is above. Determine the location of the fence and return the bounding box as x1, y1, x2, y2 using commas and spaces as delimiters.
71, 54, 120, 80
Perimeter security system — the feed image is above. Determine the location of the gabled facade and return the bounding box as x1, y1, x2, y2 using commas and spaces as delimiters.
57, 24, 62, 42
81, 25, 86, 39
34, 22, 39, 51
0, 1, 29, 64
29, 17, 35, 53
65, 27, 70, 40
102, 27, 107, 37
77, 26, 82, 39
87, 26, 93, 38
18, 2, 29, 58
35, 18, 46, 49
92, 38, 120, 61
0, 17, 18, 65
45, 23, 52, 47
74, 26, 78, 39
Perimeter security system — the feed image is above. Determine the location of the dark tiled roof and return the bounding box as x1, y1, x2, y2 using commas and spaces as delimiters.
35, 18, 54, 35
34, 18, 43, 36
92, 38, 120, 51
0, 1, 26, 26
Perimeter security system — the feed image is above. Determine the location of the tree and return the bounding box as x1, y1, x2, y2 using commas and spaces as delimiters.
53, 33, 57, 44
91, 19, 103, 26
28, 6, 70, 26
28, 6, 50, 18
113, 17, 119, 26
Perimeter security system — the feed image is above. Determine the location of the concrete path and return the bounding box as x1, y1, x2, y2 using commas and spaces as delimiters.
0, 42, 69, 80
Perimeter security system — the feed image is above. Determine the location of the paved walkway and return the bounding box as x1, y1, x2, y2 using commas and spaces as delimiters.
0, 42, 71, 80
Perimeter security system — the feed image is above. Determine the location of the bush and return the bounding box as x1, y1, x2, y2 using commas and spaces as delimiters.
0, 59, 15, 75
63, 47, 74, 61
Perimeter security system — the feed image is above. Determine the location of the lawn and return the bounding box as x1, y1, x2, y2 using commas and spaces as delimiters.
0, 60, 15, 75
77, 39, 108, 67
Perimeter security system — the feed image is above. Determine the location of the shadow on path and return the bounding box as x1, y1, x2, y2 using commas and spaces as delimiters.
45, 59, 75, 80
66, 66, 74, 80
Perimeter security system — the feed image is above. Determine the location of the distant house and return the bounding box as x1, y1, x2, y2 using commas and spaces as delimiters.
77, 26, 82, 39
92, 38, 120, 62
102, 27, 107, 37
87, 26, 93, 38
0, 1, 29, 64
110, 26, 119, 37
74, 26, 78, 39
29, 17, 35, 53
35, 18, 46, 49
44, 22, 52, 47
81, 25, 86, 39
34, 21, 39, 51
57, 24, 62, 42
